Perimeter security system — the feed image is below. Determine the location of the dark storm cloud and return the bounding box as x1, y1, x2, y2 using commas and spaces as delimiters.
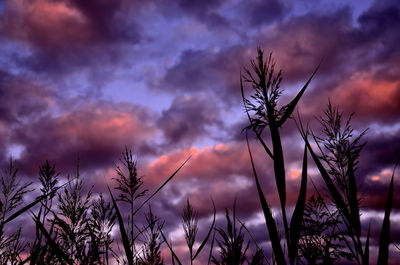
178, 0, 222, 17
357, 0, 400, 60
178, 0, 288, 28
0, 70, 52, 123
254, 0, 398, 83
363, 130, 400, 170
243, 0, 288, 26
159, 8, 355, 106
177, 0, 228, 27
0, 70, 54, 167
65, 0, 140, 43
357, 129, 400, 193
158, 95, 223, 147
161, 46, 249, 105
257, 8, 355, 82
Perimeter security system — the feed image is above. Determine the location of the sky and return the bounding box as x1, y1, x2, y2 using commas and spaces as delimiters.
0, 0, 399, 263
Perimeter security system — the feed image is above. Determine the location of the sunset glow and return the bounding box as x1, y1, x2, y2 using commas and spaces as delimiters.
0, 0, 399, 264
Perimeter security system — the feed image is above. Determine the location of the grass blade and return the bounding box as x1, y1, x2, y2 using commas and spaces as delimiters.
348, 158, 361, 236
362, 225, 370, 265
133, 156, 190, 216
348, 156, 363, 256
277, 63, 320, 127
246, 135, 286, 265
107, 185, 133, 265
4, 183, 65, 224
301, 130, 351, 223
256, 134, 274, 159
160, 229, 183, 265
31, 212, 72, 265
289, 144, 307, 265
236, 217, 271, 265
4, 195, 46, 224
268, 119, 289, 248
193, 199, 216, 260
394, 243, 400, 252
207, 228, 216, 265
377, 169, 395, 265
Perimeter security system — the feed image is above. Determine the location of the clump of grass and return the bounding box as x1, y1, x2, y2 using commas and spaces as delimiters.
212, 206, 264, 265
29, 160, 60, 263
242, 48, 395, 265
161, 198, 216, 265
53, 161, 93, 263
90, 193, 116, 265
0, 147, 188, 264
109, 148, 191, 264
0, 159, 32, 264
113, 147, 148, 257
298, 194, 351, 264
138, 206, 164, 265
299, 100, 396, 265
242, 48, 317, 265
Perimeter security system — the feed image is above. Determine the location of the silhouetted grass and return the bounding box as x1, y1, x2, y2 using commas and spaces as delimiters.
161, 198, 216, 265
0, 48, 396, 265
242, 48, 317, 265
212, 205, 265, 265
242, 48, 396, 265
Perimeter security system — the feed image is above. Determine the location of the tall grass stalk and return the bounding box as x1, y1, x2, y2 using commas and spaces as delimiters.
298, 102, 396, 265
162, 199, 216, 265
241, 48, 395, 264
0, 159, 32, 264
242, 48, 318, 265
114, 147, 148, 256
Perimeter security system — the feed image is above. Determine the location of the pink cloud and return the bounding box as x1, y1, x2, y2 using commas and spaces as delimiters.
332, 72, 400, 121
1, 0, 94, 49
13, 101, 157, 175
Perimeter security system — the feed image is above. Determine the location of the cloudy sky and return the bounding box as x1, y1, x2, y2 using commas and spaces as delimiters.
0, 0, 399, 263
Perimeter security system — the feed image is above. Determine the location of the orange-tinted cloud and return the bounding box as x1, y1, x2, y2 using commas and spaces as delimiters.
12, 101, 157, 175
332, 72, 400, 122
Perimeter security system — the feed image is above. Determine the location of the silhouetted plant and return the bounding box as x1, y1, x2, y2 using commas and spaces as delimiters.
182, 199, 198, 265
212, 207, 264, 265
242, 48, 317, 265
53, 162, 93, 263
300, 101, 396, 265
114, 147, 148, 254
0, 227, 26, 264
312, 102, 366, 263
138, 206, 164, 265
110, 148, 190, 265
298, 194, 351, 265
91, 193, 116, 265
29, 160, 60, 263
0, 159, 32, 264
161, 199, 216, 265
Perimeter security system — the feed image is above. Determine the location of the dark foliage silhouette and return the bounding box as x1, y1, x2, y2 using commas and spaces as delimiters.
242, 48, 317, 265
298, 194, 351, 264
0, 48, 396, 265
138, 206, 164, 265
0, 160, 32, 264
212, 206, 264, 265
